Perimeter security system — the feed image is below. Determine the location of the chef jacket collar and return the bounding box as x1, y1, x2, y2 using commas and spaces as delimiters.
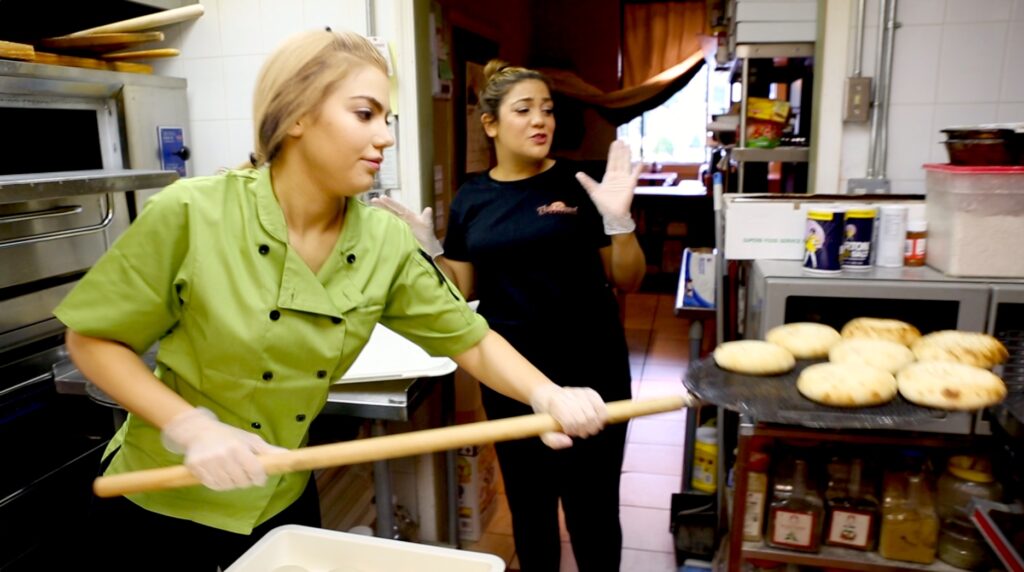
254, 167, 364, 318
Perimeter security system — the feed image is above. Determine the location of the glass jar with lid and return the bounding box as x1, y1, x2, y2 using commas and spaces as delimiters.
936, 455, 1003, 523
937, 518, 992, 570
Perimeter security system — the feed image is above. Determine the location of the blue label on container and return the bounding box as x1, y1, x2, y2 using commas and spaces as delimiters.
840, 211, 876, 269
803, 210, 845, 273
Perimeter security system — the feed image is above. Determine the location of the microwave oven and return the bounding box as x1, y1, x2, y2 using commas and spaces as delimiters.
745, 259, 1024, 435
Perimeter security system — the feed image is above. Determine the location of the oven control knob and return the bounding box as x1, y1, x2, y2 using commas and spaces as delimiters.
173, 146, 191, 161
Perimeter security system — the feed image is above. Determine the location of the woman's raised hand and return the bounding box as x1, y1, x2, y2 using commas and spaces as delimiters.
574, 140, 643, 234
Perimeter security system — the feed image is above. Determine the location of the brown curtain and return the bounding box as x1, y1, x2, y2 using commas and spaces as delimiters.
623, 1, 706, 88
537, 1, 708, 125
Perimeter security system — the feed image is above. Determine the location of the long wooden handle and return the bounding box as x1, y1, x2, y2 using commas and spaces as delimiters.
94, 395, 692, 498
102, 49, 180, 61
65, 5, 205, 37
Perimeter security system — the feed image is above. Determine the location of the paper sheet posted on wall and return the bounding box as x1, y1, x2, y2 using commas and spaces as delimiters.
682, 248, 716, 309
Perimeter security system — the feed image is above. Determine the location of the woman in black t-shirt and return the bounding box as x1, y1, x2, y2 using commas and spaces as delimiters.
373, 59, 645, 572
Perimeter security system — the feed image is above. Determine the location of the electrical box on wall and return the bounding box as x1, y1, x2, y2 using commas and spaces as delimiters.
844, 76, 872, 123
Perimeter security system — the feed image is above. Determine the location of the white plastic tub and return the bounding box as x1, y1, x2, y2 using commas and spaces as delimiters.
225, 525, 506, 572
924, 164, 1024, 277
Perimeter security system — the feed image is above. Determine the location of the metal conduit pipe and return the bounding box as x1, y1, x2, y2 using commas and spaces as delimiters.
852, 0, 867, 77
867, 0, 899, 181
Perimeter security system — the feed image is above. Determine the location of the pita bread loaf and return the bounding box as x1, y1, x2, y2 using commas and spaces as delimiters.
841, 317, 922, 347
911, 331, 1009, 369
829, 338, 916, 374
765, 322, 842, 359
713, 340, 795, 376
897, 362, 1007, 411
796, 363, 897, 407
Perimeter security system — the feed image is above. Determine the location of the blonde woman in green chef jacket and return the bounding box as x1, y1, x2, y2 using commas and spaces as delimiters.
55, 29, 607, 571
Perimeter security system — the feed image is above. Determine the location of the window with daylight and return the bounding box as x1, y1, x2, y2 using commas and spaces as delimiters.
617, 65, 733, 165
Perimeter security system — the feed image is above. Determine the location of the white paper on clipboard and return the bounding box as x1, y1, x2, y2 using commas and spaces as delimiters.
337, 324, 455, 383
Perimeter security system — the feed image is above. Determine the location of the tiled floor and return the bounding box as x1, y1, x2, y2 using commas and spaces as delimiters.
465, 293, 693, 572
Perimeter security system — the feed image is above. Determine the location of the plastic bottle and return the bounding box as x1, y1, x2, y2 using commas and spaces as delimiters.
692, 426, 718, 493
905, 220, 928, 267
876, 205, 908, 267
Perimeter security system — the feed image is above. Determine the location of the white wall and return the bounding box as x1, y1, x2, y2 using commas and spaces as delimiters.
152, 0, 371, 178
837, 0, 1024, 194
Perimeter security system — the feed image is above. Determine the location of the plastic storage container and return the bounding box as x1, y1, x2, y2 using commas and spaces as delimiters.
923, 164, 1024, 277
226, 525, 506, 572
936, 456, 1003, 523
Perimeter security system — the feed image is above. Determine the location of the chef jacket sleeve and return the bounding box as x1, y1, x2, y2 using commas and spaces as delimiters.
380, 244, 488, 358
54, 184, 192, 354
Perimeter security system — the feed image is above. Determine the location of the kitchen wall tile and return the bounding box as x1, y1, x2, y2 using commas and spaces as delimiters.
304, 0, 368, 34
935, 23, 1007, 103
190, 120, 232, 176
847, 25, 880, 78
226, 119, 254, 167
151, 57, 186, 79
886, 104, 935, 180
1001, 22, 1024, 100
179, 0, 222, 59
223, 55, 264, 120
184, 58, 227, 121
261, 0, 306, 51
945, 0, 1013, 22
997, 102, 1024, 120
929, 103, 998, 161
840, 126, 870, 180
864, 0, 882, 24
220, 0, 264, 56
898, 0, 946, 24
889, 25, 943, 103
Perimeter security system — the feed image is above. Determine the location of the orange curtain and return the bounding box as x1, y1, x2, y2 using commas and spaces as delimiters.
622, 2, 706, 88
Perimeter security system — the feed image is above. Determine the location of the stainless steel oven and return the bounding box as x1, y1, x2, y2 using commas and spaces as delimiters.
0, 60, 186, 569
745, 259, 1024, 435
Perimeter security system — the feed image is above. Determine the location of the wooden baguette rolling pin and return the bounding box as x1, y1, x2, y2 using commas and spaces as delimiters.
94, 395, 692, 498
63, 5, 205, 37
102, 48, 180, 61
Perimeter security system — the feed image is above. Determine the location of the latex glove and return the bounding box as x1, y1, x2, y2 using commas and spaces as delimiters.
574, 139, 644, 235
529, 384, 608, 449
370, 195, 444, 258
161, 407, 286, 491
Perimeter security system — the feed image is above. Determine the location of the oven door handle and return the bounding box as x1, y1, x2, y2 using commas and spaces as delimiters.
0, 196, 113, 249
0, 204, 85, 224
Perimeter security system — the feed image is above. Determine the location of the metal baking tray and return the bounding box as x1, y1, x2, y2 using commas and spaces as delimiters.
684, 357, 955, 429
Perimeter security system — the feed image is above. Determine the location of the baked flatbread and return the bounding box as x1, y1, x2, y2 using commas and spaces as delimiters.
713, 340, 795, 375
765, 322, 842, 359
841, 317, 922, 347
829, 338, 916, 374
796, 363, 897, 407
897, 362, 1007, 411
911, 331, 1009, 369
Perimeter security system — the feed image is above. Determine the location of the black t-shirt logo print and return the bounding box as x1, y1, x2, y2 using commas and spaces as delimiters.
536, 201, 578, 216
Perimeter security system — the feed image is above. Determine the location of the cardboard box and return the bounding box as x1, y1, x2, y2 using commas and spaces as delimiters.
735, 2, 817, 22
723, 194, 926, 261
736, 21, 817, 42
457, 444, 498, 542
681, 248, 716, 309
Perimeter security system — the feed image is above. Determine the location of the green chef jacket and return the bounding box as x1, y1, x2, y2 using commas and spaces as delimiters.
53, 167, 487, 534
